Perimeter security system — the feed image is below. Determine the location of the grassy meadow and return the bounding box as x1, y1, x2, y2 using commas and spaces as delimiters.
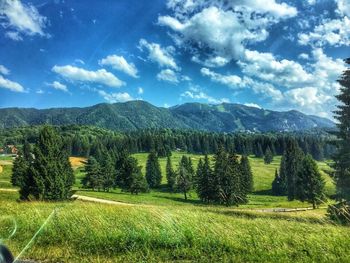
0, 152, 349, 262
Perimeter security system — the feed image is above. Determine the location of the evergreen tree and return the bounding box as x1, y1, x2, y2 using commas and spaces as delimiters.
101, 154, 115, 192
264, 146, 274, 164
196, 155, 216, 203
176, 156, 193, 200
277, 154, 288, 195
20, 126, 74, 201
333, 58, 350, 201
240, 155, 253, 194
11, 152, 28, 188
145, 151, 162, 188
272, 169, 284, 196
128, 164, 149, 195
82, 156, 103, 190
295, 155, 325, 209
166, 156, 176, 190
284, 140, 304, 200
255, 143, 264, 158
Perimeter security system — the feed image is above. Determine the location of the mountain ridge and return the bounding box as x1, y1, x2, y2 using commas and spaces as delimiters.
0, 100, 335, 132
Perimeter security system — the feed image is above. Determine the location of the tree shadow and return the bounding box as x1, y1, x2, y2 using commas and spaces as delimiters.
252, 189, 273, 196
153, 195, 203, 205
210, 209, 330, 225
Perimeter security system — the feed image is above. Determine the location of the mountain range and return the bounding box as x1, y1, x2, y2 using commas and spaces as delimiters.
0, 101, 335, 132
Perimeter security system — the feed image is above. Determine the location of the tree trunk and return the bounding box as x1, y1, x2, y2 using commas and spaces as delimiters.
313, 201, 316, 209
184, 191, 187, 200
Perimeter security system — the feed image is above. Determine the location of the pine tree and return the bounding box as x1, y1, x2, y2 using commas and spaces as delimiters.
166, 156, 176, 190
255, 143, 264, 158
129, 164, 149, 195
176, 156, 193, 200
20, 126, 74, 201
11, 153, 28, 188
295, 155, 325, 209
196, 155, 216, 203
277, 154, 288, 195
82, 156, 103, 190
333, 58, 350, 201
284, 139, 304, 200
101, 154, 115, 192
272, 169, 284, 196
145, 151, 162, 188
264, 146, 274, 164
240, 155, 253, 194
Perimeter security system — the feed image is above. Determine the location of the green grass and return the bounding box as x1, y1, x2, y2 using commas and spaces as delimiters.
1, 191, 349, 262
0, 153, 346, 262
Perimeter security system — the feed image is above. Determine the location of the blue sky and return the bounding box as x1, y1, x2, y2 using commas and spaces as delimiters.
0, 0, 349, 118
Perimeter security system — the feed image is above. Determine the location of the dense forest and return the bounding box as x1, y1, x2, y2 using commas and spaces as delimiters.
0, 125, 335, 161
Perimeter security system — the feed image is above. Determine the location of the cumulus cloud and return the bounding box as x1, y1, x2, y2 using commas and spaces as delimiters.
159, 1, 297, 64
181, 86, 229, 104
98, 90, 134, 103
99, 55, 139, 78
47, 81, 68, 92
0, 65, 10, 75
138, 39, 179, 70
244, 103, 262, 109
52, 65, 125, 88
0, 0, 48, 39
157, 69, 179, 83
0, 75, 24, 92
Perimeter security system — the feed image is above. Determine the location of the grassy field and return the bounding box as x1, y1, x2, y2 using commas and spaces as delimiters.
0, 152, 347, 262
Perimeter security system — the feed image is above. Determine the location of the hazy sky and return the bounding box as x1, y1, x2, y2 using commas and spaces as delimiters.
0, 0, 349, 118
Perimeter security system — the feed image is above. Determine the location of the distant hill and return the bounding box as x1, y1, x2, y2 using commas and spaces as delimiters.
0, 101, 335, 132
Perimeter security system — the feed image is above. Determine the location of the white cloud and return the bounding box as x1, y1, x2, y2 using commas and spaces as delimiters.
5, 31, 23, 41
244, 103, 262, 109
99, 55, 139, 78
0, 65, 10, 75
0, 0, 48, 39
336, 0, 350, 17
157, 69, 179, 83
298, 53, 309, 60
201, 67, 242, 88
47, 81, 68, 92
0, 75, 24, 92
98, 90, 134, 103
181, 86, 229, 104
192, 55, 229, 67
159, 1, 297, 63
137, 87, 144, 94
138, 39, 179, 70
52, 65, 125, 88
239, 49, 313, 88
298, 16, 350, 47
36, 89, 44, 94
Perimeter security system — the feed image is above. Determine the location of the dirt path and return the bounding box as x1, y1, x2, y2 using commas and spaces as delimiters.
72, 194, 136, 206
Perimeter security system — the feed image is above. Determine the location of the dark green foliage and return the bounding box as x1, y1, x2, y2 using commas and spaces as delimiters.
264, 146, 273, 164
195, 156, 215, 203
100, 154, 115, 192
272, 169, 285, 196
176, 156, 194, 200
166, 156, 176, 190
11, 154, 28, 187
145, 151, 162, 188
240, 155, 253, 194
128, 164, 149, 195
284, 140, 304, 200
83, 157, 103, 191
255, 143, 264, 158
333, 59, 350, 202
295, 155, 325, 209
277, 154, 288, 195
19, 126, 74, 201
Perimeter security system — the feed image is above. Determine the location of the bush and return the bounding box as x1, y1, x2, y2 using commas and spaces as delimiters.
328, 201, 350, 225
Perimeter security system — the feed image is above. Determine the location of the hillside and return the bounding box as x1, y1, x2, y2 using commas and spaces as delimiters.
0, 101, 335, 132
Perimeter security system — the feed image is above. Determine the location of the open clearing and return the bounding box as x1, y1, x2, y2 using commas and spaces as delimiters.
0, 152, 348, 262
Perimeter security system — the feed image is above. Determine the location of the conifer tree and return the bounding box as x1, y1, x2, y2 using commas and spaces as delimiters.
264, 146, 274, 164
196, 155, 216, 203
295, 155, 325, 209
128, 164, 149, 195
333, 58, 350, 201
284, 139, 304, 200
272, 169, 284, 196
277, 154, 288, 195
11, 152, 28, 188
101, 154, 115, 192
166, 156, 176, 190
176, 155, 193, 200
82, 156, 102, 190
145, 151, 162, 188
240, 155, 253, 194
20, 126, 74, 201
255, 143, 264, 158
